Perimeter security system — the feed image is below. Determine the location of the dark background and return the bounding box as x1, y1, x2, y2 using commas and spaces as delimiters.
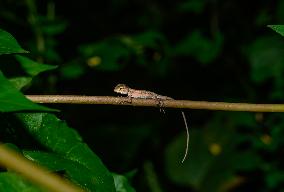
1, 0, 284, 191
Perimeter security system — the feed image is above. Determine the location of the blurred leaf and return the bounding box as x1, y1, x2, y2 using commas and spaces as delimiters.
276, 0, 284, 23
43, 47, 61, 62
34, 14, 68, 36
41, 20, 68, 36
165, 114, 240, 191
256, 11, 271, 26
233, 152, 263, 171
143, 161, 163, 192
60, 62, 85, 80
122, 31, 170, 75
79, 39, 129, 71
266, 170, 284, 189
37, 38, 61, 62
230, 113, 257, 128
79, 31, 170, 74
130, 31, 166, 49
92, 123, 155, 169
9, 77, 32, 90
268, 25, 284, 37
24, 151, 109, 191
0, 28, 29, 55
0, 172, 46, 192
174, 30, 223, 64
113, 173, 136, 192
267, 115, 284, 151
15, 55, 57, 76
16, 113, 116, 192
0, 71, 55, 112
246, 36, 284, 84
178, 0, 206, 14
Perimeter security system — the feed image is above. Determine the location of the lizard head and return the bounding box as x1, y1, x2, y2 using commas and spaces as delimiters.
114, 84, 129, 95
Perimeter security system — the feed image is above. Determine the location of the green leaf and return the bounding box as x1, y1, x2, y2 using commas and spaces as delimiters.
9, 77, 32, 90
0, 172, 46, 192
17, 113, 116, 192
24, 151, 137, 191
0, 29, 29, 55
23, 151, 105, 191
0, 71, 55, 112
113, 173, 136, 192
268, 25, 284, 37
15, 55, 57, 76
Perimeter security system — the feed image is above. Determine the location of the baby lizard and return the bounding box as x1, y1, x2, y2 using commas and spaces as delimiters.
114, 84, 189, 163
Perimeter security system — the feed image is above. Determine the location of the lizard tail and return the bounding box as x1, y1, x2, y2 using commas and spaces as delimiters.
181, 111, 189, 163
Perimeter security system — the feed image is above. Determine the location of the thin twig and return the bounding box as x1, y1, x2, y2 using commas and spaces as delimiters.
26, 95, 284, 112
0, 145, 83, 192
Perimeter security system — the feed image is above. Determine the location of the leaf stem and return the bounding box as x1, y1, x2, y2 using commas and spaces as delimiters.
26, 95, 284, 112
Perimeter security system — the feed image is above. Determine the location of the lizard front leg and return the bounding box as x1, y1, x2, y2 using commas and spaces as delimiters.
156, 98, 166, 114
117, 95, 133, 105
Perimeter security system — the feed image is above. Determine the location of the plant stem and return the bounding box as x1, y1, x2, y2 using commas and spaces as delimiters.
0, 145, 83, 192
26, 95, 284, 112
25, 0, 45, 62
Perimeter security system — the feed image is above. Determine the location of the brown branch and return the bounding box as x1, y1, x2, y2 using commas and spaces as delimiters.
26, 95, 284, 112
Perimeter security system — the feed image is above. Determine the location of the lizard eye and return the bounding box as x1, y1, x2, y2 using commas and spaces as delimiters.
114, 84, 128, 94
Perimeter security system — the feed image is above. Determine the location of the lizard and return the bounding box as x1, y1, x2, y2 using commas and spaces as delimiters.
114, 84, 189, 163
